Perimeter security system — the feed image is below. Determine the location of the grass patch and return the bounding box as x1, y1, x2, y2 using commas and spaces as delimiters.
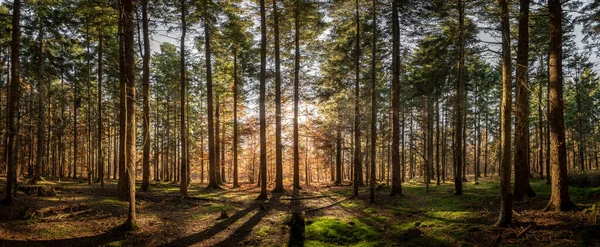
305, 217, 381, 246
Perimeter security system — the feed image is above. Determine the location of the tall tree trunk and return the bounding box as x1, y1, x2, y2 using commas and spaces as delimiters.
369, 0, 377, 203
97, 28, 105, 187
436, 99, 440, 186
390, 0, 402, 196
120, 0, 137, 230
180, 0, 188, 195
205, 0, 218, 189
293, 0, 302, 191
140, 0, 151, 192
514, 0, 536, 201
257, 0, 268, 200
544, 0, 576, 212
454, 0, 464, 195
3, 0, 21, 206
272, 0, 284, 193
353, 0, 362, 197
215, 96, 221, 184
33, 21, 45, 184
232, 50, 239, 188
496, 0, 513, 226
335, 108, 342, 185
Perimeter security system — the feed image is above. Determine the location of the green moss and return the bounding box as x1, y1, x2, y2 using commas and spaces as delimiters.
305, 217, 380, 246
91, 198, 128, 209
256, 225, 276, 238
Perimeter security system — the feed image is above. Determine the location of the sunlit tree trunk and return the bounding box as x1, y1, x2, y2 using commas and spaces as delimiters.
544, 0, 576, 212
205, 0, 218, 189
120, 0, 137, 230
257, 0, 268, 200
514, 0, 536, 201
496, 0, 513, 226
232, 50, 239, 188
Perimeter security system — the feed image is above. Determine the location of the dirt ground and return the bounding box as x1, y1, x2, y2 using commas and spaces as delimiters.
0, 176, 599, 246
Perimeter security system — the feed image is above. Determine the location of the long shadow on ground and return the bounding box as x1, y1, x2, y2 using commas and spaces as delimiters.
0, 224, 127, 247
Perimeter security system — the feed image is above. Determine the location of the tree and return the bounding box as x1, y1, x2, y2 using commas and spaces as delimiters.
140, 0, 151, 192
180, 0, 188, 196
543, 0, 576, 212
257, 0, 268, 201
292, 0, 302, 191
272, 0, 284, 194
496, 0, 512, 227
205, 0, 219, 190
120, 0, 137, 230
513, 0, 536, 201
369, 0, 377, 204
454, 0, 464, 196
353, 0, 361, 197
33, 2, 46, 185
389, 0, 402, 197
2, 0, 21, 206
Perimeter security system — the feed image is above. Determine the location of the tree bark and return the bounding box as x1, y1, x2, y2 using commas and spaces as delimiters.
140, 0, 151, 192
97, 26, 105, 187
205, 0, 218, 189
2, 0, 21, 206
390, 0, 402, 196
514, 0, 536, 201
369, 0, 377, 204
120, 0, 137, 230
180, 0, 188, 195
496, 0, 513, 226
33, 19, 45, 184
272, 0, 284, 193
293, 0, 302, 191
544, 0, 576, 212
353, 0, 362, 197
232, 50, 239, 188
257, 0, 268, 200
454, 0, 464, 195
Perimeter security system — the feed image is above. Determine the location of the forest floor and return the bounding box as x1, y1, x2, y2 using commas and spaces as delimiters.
0, 175, 599, 247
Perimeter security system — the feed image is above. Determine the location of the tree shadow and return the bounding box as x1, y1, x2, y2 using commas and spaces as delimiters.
213, 194, 280, 246
157, 204, 258, 247
0, 224, 128, 247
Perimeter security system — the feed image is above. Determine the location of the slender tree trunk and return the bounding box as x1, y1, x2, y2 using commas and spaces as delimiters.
293, 0, 302, 190
514, 0, 536, 201
390, 0, 402, 196
335, 110, 342, 185
215, 96, 221, 184
3, 0, 21, 205
33, 22, 45, 184
454, 0, 464, 195
232, 51, 239, 188
205, 0, 218, 189
369, 0, 377, 203
120, 0, 137, 230
544, 0, 576, 212
179, 0, 188, 195
353, 0, 362, 197
257, 0, 268, 200
272, 0, 284, 193
140, 0, 151, 192
97, 28, 105, 187
496, 0, 513, 226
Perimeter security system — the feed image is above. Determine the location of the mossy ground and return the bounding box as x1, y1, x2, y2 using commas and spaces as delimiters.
0, 176, 598, 246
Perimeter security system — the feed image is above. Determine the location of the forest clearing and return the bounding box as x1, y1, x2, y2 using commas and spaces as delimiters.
1, 175, 599, 246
